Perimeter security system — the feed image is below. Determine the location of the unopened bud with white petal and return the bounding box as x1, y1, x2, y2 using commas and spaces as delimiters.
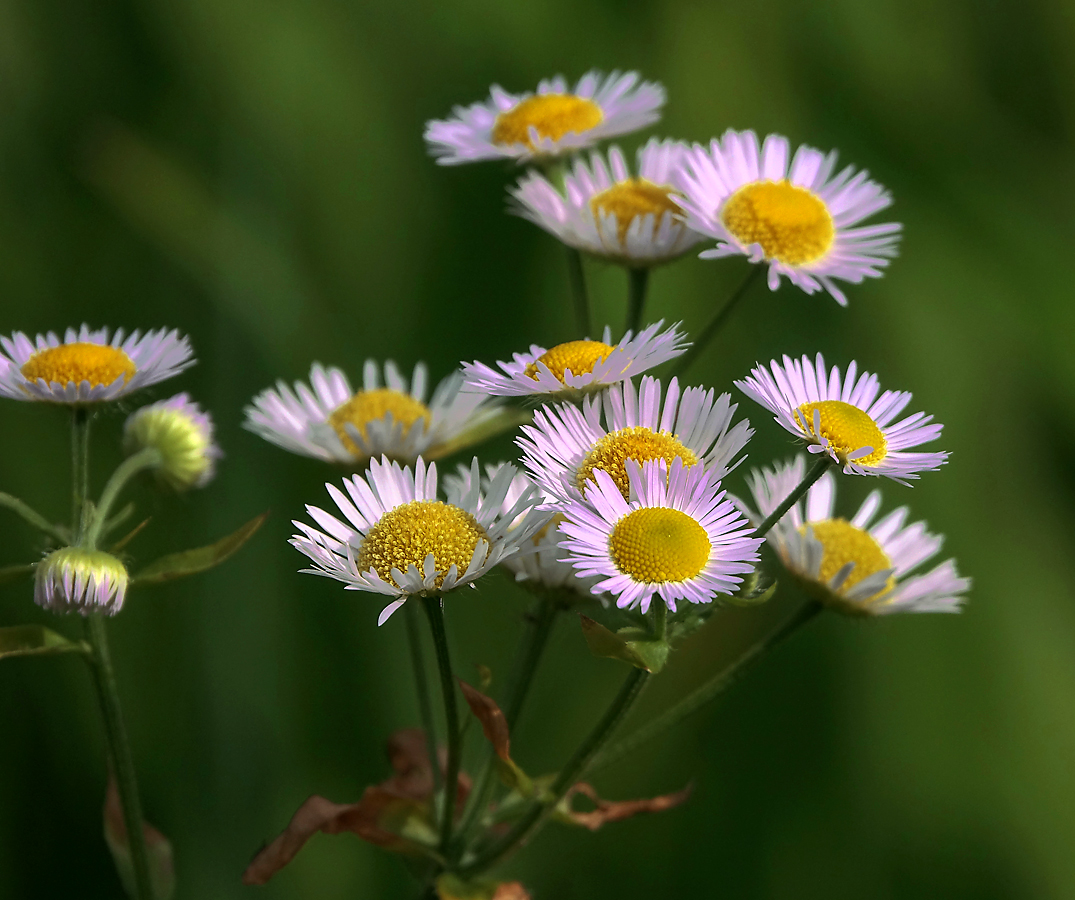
35, 547, 129, 616
124, 393, 220, 490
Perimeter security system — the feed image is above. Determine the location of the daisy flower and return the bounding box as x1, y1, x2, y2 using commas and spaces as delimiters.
124, 393, 221, 491
35, 548, 129, 616
425, 70, 665, 166
735, 353, 947, 483
510, 138, 705, 265
739, 455, 969, 615
291, 456, 548, 624
0, 325, 193, 404
245, 360, 503, 466
677, 129, 901, 305
518, 374, 751, 503
559, 458, 761, 613
462, 321, 688, 400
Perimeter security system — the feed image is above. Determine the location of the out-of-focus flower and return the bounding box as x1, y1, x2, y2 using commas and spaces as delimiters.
35, 547, 129, 616
124, 393, 220, 490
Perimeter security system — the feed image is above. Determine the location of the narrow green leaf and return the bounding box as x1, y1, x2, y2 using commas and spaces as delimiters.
130, 512, 267, 587
579, 616, 669, 673
0, 563, 36, 586
0, 625, 88, 660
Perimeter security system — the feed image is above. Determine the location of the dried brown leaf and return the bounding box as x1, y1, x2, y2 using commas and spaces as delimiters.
560, 782, 693, 831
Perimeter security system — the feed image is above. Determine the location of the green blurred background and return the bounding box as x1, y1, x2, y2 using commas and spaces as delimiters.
2, 0, 1074, 897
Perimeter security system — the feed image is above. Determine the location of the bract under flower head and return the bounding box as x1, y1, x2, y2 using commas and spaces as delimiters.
124, 393, 221, 490
35, 547, 129, 616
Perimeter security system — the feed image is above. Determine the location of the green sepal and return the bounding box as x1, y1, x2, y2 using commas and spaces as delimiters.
130, 512, 267, 587
725, 570, 778, 607
579, 615, 670, 673
0, 625, 89, 660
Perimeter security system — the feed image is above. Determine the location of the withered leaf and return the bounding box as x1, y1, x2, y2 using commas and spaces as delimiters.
558, 781, 692, 831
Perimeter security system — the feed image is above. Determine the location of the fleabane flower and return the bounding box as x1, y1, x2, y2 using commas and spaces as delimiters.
559, 458, 761, 613
124, 393, 221, 490
0, 325, 193, 404
245, 361, 502, 467
424, 70, 665, 166
736, 353, 948, 483
34, 547, 129, 616
677, 130, 901, 305
511, 139, 705, 265
739, 455, 969, 615
291, 457, 548, 624
462, 321, 687, 400
519, 375, 752, 504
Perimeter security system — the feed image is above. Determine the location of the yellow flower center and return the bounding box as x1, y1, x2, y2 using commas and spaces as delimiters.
590, 178, 682, 244
801, 518, 895, 600
357, 500, 489, 591
720, 180, 835, 265
609, 507, 711, 584
524, 340, 615, 383
794, 400, 887, 466
576, 427, 698, 499
327, 389, 431, 457
21, 343, 137, 388
491, 94, 604, 149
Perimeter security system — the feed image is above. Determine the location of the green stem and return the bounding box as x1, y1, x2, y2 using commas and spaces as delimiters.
590, 601, 822, 775
565, 247, 591, 338
405, 601, 441, 795
422, 596, 461, 855
71, 407, 91, 539
0, 492, 70, 544
652, 599, 667, 641
626, 267, 650, 335
672, 265, 763, 377
83, 448, 161, 549
754, 455, 834, 539
459, 668, 650, 878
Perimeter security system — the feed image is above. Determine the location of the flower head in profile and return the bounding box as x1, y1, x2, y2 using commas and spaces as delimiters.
35, 547, 129, 616
678, 130, 901, 305
736, 353, 947, 483
559, 458, 761, 613
291, 457, 548, 624
245, 361, 502, 467
739, 455, 969, 615
124, 393, 221, 490
425, 70, 665, 166
0, 325, 193, 404
511, 139, 704, 265
462, 321, 688, 400
519, 375, 751, 504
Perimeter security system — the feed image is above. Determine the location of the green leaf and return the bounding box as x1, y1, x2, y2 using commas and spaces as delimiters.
0, 563, 36, 586
130, 512, 267, 587
579, 615, 670, 674
0, 625, 88, 661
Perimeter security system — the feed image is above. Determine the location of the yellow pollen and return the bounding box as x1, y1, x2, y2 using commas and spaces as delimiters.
794, 400, 887, 466
576, 427, 699, 500
21, 343, 136, 389
590, 178, 683, 244
328, 389, 431, 456
357, 500, 489, 591
524, 340, 615, 383
609, 507, 711, 584
721, 180, 835, 265
802, 518, 895, 601
491, 94, 603, 149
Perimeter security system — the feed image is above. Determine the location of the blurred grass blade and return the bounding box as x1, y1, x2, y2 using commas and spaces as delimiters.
0, 625, 88, 661
130, 513, 267, 587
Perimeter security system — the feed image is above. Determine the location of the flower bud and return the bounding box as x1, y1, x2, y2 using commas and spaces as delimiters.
35, 547, 129, 616
124, 393, 220, 490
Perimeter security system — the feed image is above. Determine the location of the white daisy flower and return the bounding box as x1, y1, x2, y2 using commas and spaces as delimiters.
510, 138, 705, 265
739, 455, 969, 615
35, 548, 129, 616
559, 458, 761, 613
735, 353, 948, 484
291, 456, 548, 625
518, 375, 752, 504
677, 129, 901, 306
461, 321, 688, 400
245, 360, 503, 466
0, 324, 193, 404
424, 70, 665, 166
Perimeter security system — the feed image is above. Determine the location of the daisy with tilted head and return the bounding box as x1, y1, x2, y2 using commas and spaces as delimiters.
462, 321, 687, 400
739, 455, 969, 616
519, 374, 752, 504
0, 324, 193, 404
736, 353, 948, 483
677, 129, 901, 306
245, 360, 504, 467
558, 458, 761, 613
511, 138, 705, 266
424, 71, 665, 166
291, 456, 549, 624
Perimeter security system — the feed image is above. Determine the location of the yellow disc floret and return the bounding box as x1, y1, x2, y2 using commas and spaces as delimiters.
609, 507, 711, 584
795, 400, 887, 466
576, 427, 699, 499
590, 178, 682, 245
492, 94, 603, 149
21, 343, 137, 389
801, 518, 895, 602
328, 389, 432, 457
721, 180, 835, 265
524, 340, 615, 383
357, 500, 489, 591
